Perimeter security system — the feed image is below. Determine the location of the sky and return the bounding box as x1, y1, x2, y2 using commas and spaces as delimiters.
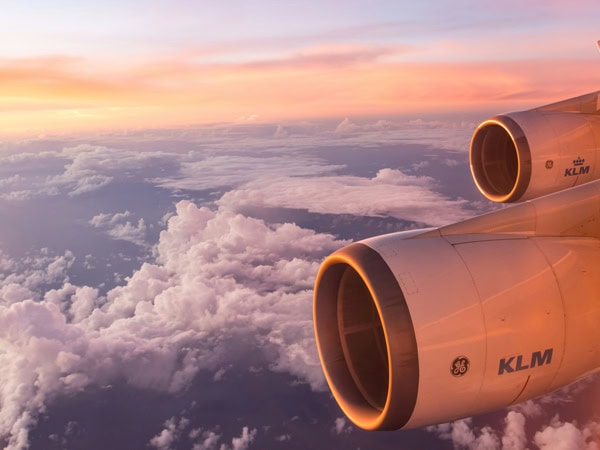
0, 2, 599, 450
0, 0, 600, 136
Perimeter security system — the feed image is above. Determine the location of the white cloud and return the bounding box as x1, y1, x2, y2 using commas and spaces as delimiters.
501, 411, 527, 450
49, 145, 174, 197
0, 284, 33, 305
0, 190, 33, 201
0, 144, 175, 199
153, 155, 343, 191
334, 117, 361, 134
0, 121, 593, 449
192, 430, 222, 450
332, 117, 474, 151
190, 426, 256, 450
334, 118, 395, 134
218, 168, 472, 227
225, 427, 257, 450
108, 219, 147, 244
0, 250, 75, 294
89, 211, 147, 247
0, 175, 23, 189
428, 386, 600, 450
428, 418, 500, 450
89, 211, 133, 227
69, 174, 114, 196
334, 417, 351, 435
0, 200, 345, 447
535, 416, 599, 450
0, 119, 474, 205
150, 426, 176, 450
149, 416, 191, 450
511, 400, 543, 419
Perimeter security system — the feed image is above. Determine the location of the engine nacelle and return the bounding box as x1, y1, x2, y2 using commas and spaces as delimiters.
314, 168, 600, 430
470, 91, 600, 202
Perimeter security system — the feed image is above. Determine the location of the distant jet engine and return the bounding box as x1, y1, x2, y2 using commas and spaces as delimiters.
313, 91, 600, 431
470, 91, 600, 202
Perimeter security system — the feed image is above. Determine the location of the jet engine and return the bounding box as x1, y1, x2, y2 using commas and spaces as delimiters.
313, 91, 600, 431
470, 91, 600, 202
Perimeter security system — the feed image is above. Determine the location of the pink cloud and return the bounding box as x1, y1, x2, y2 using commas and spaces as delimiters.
0, 200, 346, 445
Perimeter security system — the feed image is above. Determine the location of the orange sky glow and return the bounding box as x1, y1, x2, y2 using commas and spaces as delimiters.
2, 55, 599, 137
1, 1, 599, 137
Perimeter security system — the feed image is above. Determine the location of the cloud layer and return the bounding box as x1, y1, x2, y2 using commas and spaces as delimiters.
427, 380, 600, 450
218, 168, 471, 227
0, 196, 596, 449
0, 127, 481, 228
0, 200, 346, 448
0, 122, 596, 449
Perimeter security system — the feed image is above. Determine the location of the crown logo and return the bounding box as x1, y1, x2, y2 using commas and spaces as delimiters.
573, 157, 585, 166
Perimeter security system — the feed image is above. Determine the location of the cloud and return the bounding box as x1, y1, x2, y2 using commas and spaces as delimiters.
189, 426, 256, 450
219, 168, 472, 227
0, 200, 345, 447
428, 419, 500, 450
428, 383, 600, 450
225, 427, 257, 450
501, 411, 527, 450
0, 174, 23, 189
0, 250, 75, 295
334, 417, 351, 435
89, 211, 147, 247
534, 417, 600, 450
148, 412, 257, 450
47, 144, 173, 196
192, 430, 222, 450
332, 117, 475, 152
153, 154, 343, 191
334, 117, 395, 134
0, 127, 594, 448
149, 416, 191, 450
0, 143, 176, 200
0, 190, 33, 201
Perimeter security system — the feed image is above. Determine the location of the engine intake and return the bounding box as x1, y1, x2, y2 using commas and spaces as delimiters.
470, 92, 600, 202
314, 243, 418, 430
470, 117, 531, 202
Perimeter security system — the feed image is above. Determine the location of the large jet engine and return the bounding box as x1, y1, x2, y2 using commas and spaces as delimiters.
313, 91, 600, 431
471, 91, 600, 202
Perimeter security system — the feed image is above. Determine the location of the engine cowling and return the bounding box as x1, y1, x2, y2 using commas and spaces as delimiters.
470, 91, 600, 202
314, 102, 600, 430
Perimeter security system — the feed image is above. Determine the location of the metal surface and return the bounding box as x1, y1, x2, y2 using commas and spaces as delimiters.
313, 90, 600, 431
470, 91, 600, 203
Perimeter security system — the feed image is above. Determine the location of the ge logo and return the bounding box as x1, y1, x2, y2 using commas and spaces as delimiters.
451, 356, 470, 377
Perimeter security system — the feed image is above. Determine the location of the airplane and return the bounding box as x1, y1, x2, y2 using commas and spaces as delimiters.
312, 89, 600, 431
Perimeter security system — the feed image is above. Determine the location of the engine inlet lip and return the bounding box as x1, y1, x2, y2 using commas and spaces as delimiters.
313, 242, 419, 430
470, 115, 532, 203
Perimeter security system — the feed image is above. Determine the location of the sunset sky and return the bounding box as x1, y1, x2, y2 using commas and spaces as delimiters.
1, 0, 600, 136
1, 2, 600, 449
